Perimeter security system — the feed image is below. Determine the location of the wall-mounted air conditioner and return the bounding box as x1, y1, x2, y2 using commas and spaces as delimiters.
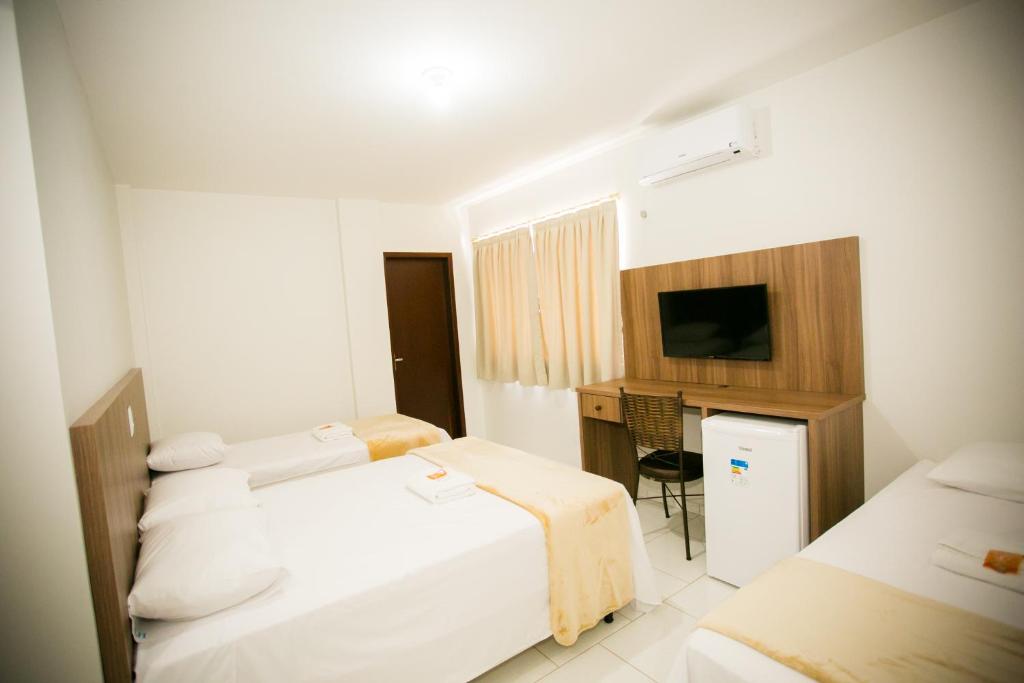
638, 105, 759, 186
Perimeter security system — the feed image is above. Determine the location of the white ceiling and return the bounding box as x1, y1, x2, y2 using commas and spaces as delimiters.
55, 0, 969, 204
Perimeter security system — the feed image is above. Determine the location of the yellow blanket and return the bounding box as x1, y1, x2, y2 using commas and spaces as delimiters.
349, 414, 442, 461
699, 556, 1024, 683
410, 437, 634, 646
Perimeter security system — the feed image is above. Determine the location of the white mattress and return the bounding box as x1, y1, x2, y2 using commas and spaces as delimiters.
682, 460, 1024, 683
136, 454, 657, 682
219, 426, 451, 488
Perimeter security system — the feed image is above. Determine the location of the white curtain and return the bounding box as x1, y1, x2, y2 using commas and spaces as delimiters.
533, 200, 622, 389
473, 229, 547, 386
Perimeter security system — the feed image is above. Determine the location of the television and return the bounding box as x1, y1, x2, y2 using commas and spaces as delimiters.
657, 284, 771, 361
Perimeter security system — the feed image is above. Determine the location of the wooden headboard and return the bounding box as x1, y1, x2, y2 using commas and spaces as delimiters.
69, 368, 151, 683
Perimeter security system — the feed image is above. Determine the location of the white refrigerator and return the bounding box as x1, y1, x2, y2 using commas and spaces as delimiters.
702, 413, 808, 587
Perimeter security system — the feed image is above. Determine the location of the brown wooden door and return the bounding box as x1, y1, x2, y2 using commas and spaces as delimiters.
382, 253, 466, 437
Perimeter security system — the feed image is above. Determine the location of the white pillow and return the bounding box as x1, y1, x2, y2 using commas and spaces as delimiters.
927, 441, 1024, 503
148, 431, 226, 471
139, 467, 257, 533
128, 507, 284, 620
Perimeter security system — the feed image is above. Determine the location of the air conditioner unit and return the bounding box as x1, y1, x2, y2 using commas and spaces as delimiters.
638, 105, 759, 186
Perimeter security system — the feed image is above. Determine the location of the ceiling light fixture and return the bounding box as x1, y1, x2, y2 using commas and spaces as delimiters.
420, 66, 454, 108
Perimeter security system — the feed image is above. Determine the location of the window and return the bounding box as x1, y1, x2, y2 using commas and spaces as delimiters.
473, 199, 622, 389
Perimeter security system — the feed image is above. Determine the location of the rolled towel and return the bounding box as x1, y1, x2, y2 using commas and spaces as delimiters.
407, 468, 476, 504
312, 422, 353, 442
932, 529, 1024, 594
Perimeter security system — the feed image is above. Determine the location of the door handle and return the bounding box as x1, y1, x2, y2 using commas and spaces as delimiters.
392, 356, 404, 372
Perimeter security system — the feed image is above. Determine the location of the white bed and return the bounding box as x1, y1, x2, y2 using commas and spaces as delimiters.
136, 454, 658, 682
680, 459, 1024, 683
219, 426, 450, 487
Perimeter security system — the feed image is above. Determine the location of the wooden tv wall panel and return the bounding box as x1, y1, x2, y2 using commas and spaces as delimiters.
620, 236, 864, 396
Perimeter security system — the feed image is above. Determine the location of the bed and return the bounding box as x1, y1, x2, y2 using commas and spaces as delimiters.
218, 423, 450, 487
70, 369, 658, 682
678, 459, 1024, 683
136, 455, 547, 681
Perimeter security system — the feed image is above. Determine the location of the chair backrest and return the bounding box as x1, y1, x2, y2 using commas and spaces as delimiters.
618, 387, 684, 453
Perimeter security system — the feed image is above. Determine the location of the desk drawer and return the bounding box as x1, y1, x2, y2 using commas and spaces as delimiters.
581, 394, 621, 423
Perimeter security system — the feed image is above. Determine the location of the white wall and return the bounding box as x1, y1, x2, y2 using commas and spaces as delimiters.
120, 189, 483, 442
120, 189, 356, 442
0, 0, 102, 678
16, 0, 134, 425
465, 0, 1024, 496
337, 199, 483, 434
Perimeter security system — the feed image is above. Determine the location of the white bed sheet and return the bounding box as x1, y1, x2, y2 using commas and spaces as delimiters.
219, 426, 451, 488
220, 431, 371, 487
136, 454, 657, 683
681, 459, 1024, 683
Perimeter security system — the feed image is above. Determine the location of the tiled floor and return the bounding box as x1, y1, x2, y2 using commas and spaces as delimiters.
473, 480, 738, 683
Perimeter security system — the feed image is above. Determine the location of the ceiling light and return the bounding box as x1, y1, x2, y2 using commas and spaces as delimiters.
420, 66, 454, 108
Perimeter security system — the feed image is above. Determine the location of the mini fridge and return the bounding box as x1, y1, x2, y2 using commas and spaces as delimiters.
702, 413, 808, 587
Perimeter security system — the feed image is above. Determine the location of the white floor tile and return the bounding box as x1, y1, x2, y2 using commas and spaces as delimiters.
535, 614, 629, 666
602, 605, 698, 683
473, 647, 557, 683
662, 512, 705, 543
688, 517, 705, 542
635, 500, 672, 537
666, 576, 737, 619
537, 645, 652, 683
645, 532, 706, 583
652, 568, 688, 600
616, 602, 644, 621
636, 505, 702, 545
637, 477, 662, 498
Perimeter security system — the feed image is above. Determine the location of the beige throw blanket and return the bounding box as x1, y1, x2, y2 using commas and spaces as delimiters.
349, 414, 442, 461
410, 437, 634, 645
699, 556, 1024, 683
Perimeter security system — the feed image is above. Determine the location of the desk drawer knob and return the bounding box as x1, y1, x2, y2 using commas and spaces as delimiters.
594, 404, 602, 411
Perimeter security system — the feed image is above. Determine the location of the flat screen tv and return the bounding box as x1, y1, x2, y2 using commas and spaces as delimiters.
657, 284, 771, 361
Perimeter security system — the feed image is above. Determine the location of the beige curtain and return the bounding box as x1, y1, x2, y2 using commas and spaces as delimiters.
534, 200, 622, 389
473, 229, 547, 386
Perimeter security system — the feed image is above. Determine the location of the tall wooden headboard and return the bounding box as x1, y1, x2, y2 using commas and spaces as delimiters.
69, 368, 151, 683
620, 236, 864, 395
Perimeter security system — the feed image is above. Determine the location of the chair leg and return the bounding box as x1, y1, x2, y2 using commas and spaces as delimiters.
632, 467, 641, 506
661, 482, 670, 518
679, 471, 692, 561
680, 497, 693, 561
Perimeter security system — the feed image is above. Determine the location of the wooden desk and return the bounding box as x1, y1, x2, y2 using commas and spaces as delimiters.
576, 378, 865, 540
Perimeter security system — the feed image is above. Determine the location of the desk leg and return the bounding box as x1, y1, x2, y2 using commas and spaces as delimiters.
579, 417, 637, 501
807, 403, 864, 540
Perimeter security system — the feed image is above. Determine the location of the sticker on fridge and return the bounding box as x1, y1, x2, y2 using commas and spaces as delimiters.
730, 457, 750, 487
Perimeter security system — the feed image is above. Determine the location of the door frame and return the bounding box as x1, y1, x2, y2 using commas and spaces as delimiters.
382, 252, 467, 437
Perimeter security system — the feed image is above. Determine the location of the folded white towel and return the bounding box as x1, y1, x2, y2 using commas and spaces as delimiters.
407, 468, 476, 504
932, 529, 1024, 594
311, 422, 353, 442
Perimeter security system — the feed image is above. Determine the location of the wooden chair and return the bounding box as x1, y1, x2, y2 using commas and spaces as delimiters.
619, 387, 704, 560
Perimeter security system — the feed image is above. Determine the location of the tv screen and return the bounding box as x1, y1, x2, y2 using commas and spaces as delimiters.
658, 284, 771, 360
